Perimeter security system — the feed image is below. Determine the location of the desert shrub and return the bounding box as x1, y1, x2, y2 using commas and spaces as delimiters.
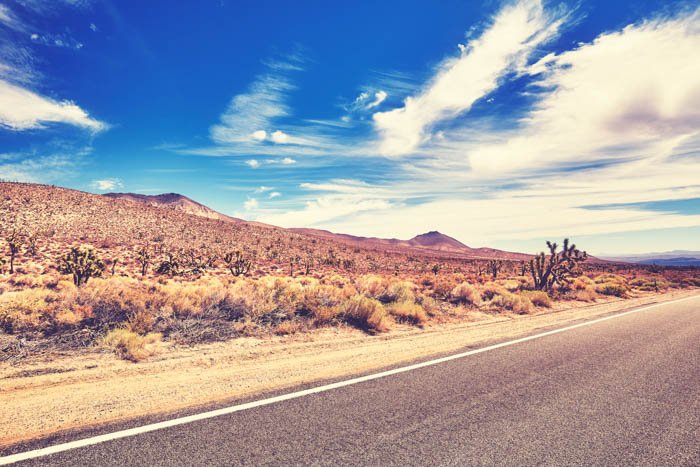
382, 280, 416, 303
356, 275, 387, 299
450, 282, 481, 305
341, 295, 391, 332
480, 283, 507, 301
432, 276, 458, 300
387, 300, 427, 325
301, 282, 346, 325
78, 278, 149, 330
593, 273, 626, 284
417, 295, 441, 316
574, 287, 598, 302
629, 277, 670, 291
595, 282, 628, 297
522, 290, 552, 308
101, 328, 161, 362
488, 292, 533, 314
498, 279, 521, 292
571, 277, 593, 290
0, 289, 50, 333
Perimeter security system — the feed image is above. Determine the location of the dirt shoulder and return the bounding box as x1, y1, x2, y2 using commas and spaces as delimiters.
1, 289, 697, 448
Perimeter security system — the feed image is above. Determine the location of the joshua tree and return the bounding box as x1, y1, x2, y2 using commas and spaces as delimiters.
136, 245, 154, 277
26, 232, 39, 257
487, 259, 503, 279
302, 255, 314, 275
58, 247, 105, 287
223, 250, 252, 276
519, 261, 528, 276
0, 257, 6, 274
431, 264, 441, 276
4, 227, 24, 274
156, 249, 183, 276
530, 238, 587, 291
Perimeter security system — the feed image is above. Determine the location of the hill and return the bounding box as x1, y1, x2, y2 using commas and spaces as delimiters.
289, 228, 530, 260
103, 192, 242, 223
0, 182, 534, 278
602, 251, 700, 267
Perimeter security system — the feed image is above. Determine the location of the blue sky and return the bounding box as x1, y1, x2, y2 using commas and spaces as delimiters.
1, 0, 699, 255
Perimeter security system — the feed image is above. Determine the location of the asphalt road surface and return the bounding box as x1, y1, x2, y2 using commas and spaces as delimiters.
6, 295, 700, 466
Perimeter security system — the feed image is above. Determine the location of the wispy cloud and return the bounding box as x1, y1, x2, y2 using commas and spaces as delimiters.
0, 78, 106, 131
250, 2, 700, 248
0, 1, 106, 132
372, 0, 568, 156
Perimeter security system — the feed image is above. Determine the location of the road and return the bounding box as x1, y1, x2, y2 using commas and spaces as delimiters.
4, 295, 699, 465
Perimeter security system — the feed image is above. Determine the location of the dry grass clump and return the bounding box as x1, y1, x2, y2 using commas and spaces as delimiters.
480, 283, 533, 314
521, 290, 552, 307
341, 295, 391, 333
629, 276, 670, 291
570, 276, 598, 301
382, 280, 416, 303
356, 275, 387, 299
489, 293, 533, 314
593, 274, 629, 297
0, 288, 52, 333
450, 282, 481, 305
386, 300, 427, 325
101, 328, 162, 362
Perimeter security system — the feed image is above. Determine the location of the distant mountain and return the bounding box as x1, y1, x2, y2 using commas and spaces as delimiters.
289, 228, 530, 260
104, 192, 242, 223
602, 251, 700, 267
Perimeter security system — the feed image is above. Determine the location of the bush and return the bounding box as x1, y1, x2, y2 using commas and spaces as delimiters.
489, 292, 533, 314
522, 290, 552, 308
387, 301, 427, 325
342, 295, 391, 333
356, 275, 386, 299
102, 328, 161, 362
595, 283, 628, 297
382, 280, 416, 303
574, 287, 598, 302
450, 282, 481, 305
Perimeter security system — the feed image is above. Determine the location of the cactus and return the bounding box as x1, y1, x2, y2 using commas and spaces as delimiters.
487, 259, 503, 279
156, 250, 183, 276
520, 261, 528, 276
58, 247, 105, 287
4, 227, 24, 274
223, 250, 252, 276
530, 238, 587, 291
136, 245, 154, 276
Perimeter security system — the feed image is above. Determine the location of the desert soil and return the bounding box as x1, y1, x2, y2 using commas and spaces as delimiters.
1, 289, 697, 448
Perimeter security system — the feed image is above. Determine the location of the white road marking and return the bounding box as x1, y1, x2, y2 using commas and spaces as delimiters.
1, 294, 697, 465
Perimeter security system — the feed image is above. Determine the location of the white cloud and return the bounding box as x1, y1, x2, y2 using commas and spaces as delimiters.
0, 4, 26, 31
466, 9, 700, 175
269, 191, 281, 199
210, 68, 295, 145
255, 185, 273, 193
0, 78, 107, 131
256, 5, 700, 248
243, 198, 259, 210
245, 159, 260, 168
89, 22, 97, 32
270, 130, 290, 144
279, 157, 296, 165
372, 0, 566, 155
0, 151, 84, 183
366, 90, 387, 109
251, 129, 267, 141
90, 178, 123, 191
